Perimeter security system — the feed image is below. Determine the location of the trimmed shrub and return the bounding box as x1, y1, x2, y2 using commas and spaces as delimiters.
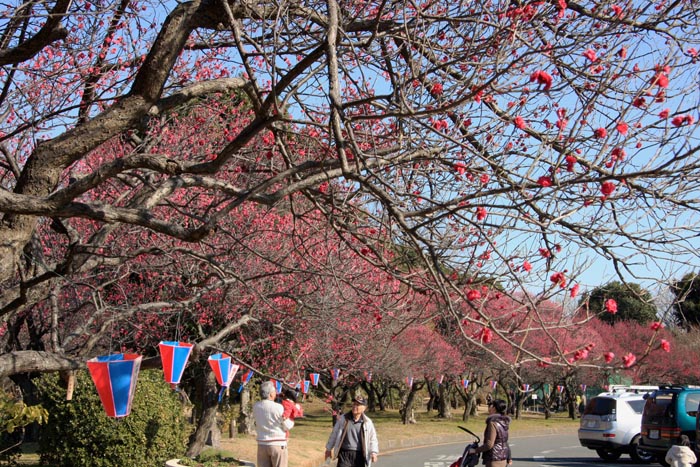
1, 384, 48, 466
36, 369, 191, 467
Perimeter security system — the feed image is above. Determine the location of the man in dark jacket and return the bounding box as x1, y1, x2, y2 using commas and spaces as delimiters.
468, 399, 511, 467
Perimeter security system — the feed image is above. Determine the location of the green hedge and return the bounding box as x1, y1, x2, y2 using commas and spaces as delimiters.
36, 369, 191, 467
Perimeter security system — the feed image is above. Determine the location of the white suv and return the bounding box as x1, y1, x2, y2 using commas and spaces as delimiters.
578, 386, 657, 463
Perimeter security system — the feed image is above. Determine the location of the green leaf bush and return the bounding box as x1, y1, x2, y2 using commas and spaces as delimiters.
1, 386, 49, 466
36, 369, 191, 467
177, 448, 245, 466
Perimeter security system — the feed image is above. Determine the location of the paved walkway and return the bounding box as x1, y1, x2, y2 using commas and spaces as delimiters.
303, 422, 578, 467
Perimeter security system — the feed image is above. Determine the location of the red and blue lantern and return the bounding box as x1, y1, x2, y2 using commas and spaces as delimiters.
208, 353, 239, 401
158, 341, 193, 389
238, 369, 253, 393
87, 353, 142, 418
310, 373, 320, 386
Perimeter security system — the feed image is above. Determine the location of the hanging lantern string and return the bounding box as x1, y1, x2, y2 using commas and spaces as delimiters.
175, 310, 182, 343
218, 386, 227, 403
104, 291, 114, 355
211, 353, 302, 394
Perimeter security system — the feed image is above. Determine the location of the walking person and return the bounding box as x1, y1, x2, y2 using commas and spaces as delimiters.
468, 399, 511, 467
325, 395, 379, 467
253, 381, 294, 467
665, 435, 697, 467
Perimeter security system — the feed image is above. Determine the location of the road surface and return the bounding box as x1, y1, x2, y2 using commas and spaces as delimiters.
379, 432, 658, 467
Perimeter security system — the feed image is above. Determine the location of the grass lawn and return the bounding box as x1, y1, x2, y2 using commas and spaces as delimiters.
16, 399, 579, 467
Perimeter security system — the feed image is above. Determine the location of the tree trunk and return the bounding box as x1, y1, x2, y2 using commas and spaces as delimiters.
462, 391, 477, 422
437, 382, 452, 419
186, 371, 219, 457
543, 388, 552, 419
469, 393, 478, 417
426, 381, 436, 413
400, 384, 421, 425
237, 385, 255, 435
568, 398, 576, 419
373, 381, 389, 411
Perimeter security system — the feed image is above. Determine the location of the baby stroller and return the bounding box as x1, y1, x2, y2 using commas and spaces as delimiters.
449, 426, 481, 467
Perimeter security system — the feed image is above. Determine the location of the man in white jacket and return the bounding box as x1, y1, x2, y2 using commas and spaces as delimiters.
665, 435, 697, 467
254, 381, 294, 467
325, 395, 379, 467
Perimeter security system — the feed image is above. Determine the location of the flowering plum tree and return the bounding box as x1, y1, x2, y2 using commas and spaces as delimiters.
589, 319, 700, 384
1, 1, 700, 389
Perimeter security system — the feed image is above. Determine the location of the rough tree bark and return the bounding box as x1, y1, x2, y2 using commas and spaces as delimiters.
186, 371, 220, 457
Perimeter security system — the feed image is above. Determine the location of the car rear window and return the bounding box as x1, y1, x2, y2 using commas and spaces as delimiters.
644, 393, 673, 417
627, 399, 646, 414
584, 397, 616, 415
685, 393, 700, 416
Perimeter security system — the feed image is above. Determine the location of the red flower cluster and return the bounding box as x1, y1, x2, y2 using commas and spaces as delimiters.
573, 348, 588, 361
467, 289, 481, 300
537, 175, 553, 187
605, 298, 617, 314
583, 49, 597, 62
550, 271, 567, 288
660, 339, 671, 352
570, 283, 580, 298
611, 4, 624, 18
600, 181, 616, 197
557, 0, 567, 18
530, 70, 553, 91
433, 119, 448, 130
476, 327, 493, 344
671, 114, 694, 127
650, 66, 670, 88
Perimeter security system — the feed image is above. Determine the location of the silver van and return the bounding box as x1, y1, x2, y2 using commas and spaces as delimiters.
578, 385, 658, 463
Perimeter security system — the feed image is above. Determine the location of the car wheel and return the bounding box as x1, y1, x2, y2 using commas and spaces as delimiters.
630, 435, 655, 463
596, 448, 622, 461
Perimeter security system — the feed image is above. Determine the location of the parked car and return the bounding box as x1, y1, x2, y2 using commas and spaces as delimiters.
578, 385, 657, 463
640, 385, 700, 466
